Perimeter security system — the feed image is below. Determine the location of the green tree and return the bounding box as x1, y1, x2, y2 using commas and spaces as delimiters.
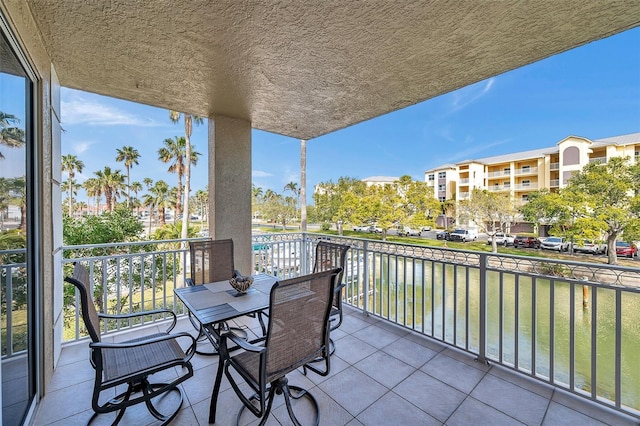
459, 189, 516, 252
169, 111, 203, 242
395, 175, 440, 230
0, 111, 26, 159
314, 177, 366, 234
94, 166, 125, 213
61, 154, 84, 215
115, 146, 140, 209
252, 184, 263, 219
262, 192, 297, 230
566, 156, 640, 264
83, 177, 102, 215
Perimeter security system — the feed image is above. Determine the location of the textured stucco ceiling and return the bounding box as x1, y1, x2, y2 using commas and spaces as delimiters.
26, 0, 640, 140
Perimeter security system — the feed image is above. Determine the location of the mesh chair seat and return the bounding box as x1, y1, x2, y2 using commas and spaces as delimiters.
209, 269, 341, 425
65, 263, 196, 425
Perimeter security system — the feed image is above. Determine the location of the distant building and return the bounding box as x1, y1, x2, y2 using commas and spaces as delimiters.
425, 132, 640, 204
361, 176, 400, 187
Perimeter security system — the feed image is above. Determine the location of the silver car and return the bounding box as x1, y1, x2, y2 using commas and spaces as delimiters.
540, 236, 569, 252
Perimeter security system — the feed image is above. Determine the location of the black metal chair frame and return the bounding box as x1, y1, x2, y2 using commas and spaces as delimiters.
65, 263, 196, 425
186, 239, 266, 355
209, 268, 341, 426
312, 240, 350, 355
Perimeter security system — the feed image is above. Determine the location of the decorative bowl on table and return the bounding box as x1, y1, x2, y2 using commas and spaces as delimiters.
229, 274, 254, 294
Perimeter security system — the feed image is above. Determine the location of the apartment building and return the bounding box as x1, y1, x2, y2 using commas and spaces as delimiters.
425, 132, 640, 206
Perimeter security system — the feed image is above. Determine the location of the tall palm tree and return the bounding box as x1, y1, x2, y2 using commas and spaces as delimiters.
170, 111, 203, 242
194, 188, 208, 224
115, 146, 140, 209
158, 136, 201, 221
8, 177, 26, 231
83, 177, 102, 215
61, 154, 84, 215
0, 111, 26, 159
252, 184, 263, 220
94, 166, 125, 212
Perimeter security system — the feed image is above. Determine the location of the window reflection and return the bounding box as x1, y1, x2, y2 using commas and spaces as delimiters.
1, 28, 32, 426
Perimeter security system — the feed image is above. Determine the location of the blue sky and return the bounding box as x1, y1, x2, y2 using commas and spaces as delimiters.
56, 27, 639, 204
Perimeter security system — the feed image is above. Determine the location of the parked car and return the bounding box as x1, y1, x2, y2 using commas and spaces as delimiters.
541, 236, 570, 252
487, 233, 515, 246
368, 225, 383, 233
574, 239, 607, 255
398, 226, 421, 237
448, 229, 478, 242
513, 235, 541, 249
353, 225, 370, 232
421, 226, 432, 232
615, 241, 638, 258
436, 230, 451, 240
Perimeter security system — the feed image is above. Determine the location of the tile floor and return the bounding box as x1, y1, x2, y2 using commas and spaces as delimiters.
34, 306, 639, 425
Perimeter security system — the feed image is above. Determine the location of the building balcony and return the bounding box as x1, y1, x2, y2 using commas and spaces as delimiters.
550, 162, 560, 170
486, 171, 511, 178
550, 179, 560, 187
5, 234, 638, 424
514, 166, 538, 176
459, 178, 469, 184
589, 156, 607, 164
488, 185, 510, 192
514, 183, 538, 190
458, 191, 470, 200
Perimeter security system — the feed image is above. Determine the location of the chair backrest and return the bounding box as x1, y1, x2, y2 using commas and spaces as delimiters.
64, 263, 102, 343
313, 241, 349, 303
189, 239, 235, 284
264, 268, 340, 379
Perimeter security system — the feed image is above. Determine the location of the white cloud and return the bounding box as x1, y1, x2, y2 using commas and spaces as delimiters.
252, 170, 273, 178
450, 78, 495, 113
72, 141, 94, 154
61, 94, 159, 127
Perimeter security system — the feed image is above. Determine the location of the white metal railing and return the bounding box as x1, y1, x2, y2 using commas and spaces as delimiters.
589, 156, 607, 164
550, 162, 560, 170
514, 183, 538, 190
458, 192, 470, 200
459, 178, 469, 184
488, 185, 510, 192
0, 249, 27, 358
487, 170, 510, 178
514, 166, 538, 176
5, 233, 635, 419
550, 179, 560, 187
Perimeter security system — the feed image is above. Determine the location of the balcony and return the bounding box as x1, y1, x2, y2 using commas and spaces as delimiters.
514, 183, 538, 190
487, 170, 510, 178
4, 234, 639, 424
458, 191, 470, 200
589, 156, 607, 164
550, 179, 560, 187
550, 162, 560, 170
514, 166, 538, 176
459, 178, 469, 185
488, 184, 510, 192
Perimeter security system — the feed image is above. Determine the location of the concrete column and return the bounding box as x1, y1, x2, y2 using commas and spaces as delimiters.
208, 115, 253, 275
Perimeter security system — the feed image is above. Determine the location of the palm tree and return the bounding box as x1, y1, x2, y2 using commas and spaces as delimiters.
252, 184, 263, 220
158, 136, 201, 221
8, 177, 26, 231
169, 111, 203, 242
61, 154, 84, 215
83, 177, 102, 215
130, 181, 143, 215
0, 111, 26, 159
194, 188, 208, 224
94, 166, 125, 212
142, 180, 171, 227
115, 146, 140, 209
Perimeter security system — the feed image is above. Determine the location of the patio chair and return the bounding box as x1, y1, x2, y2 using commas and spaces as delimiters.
65, 263, 196, 425
209, 268, 341, 425
313, 240, 350, 354
187, 239, 266, 355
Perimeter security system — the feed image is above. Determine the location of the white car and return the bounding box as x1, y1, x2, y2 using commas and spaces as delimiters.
353, 225, 370, 232
574, 240, 607, 255
487, 233, 515, 246
540, 236, 570, 252
398, 226, 421, 237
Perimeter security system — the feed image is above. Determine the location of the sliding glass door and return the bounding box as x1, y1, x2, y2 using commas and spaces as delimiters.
0, 24, 35, 426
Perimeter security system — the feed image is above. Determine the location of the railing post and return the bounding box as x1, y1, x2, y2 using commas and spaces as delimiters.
476, 252, 489, 364
362, 240, 369, 315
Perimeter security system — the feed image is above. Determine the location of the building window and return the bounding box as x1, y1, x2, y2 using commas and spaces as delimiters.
563, 146, 580, 165
521, 194, 529, 202
438, 172, 446, 179
522, 165, 530, 173
522, 180, 530, 187
503, 168, 511, 175
438, 184, 445, 191
438, 196, 446, 202
428, 174, 434, 181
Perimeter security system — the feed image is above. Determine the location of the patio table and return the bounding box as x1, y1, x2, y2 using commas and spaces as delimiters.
174, 274, 277, 350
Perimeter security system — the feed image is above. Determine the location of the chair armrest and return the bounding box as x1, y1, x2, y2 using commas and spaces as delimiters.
99, 309, 177, 332
334, 283, 346, 294
220, 330, 266, 354
186, 277, 195, 287
91, 331, 196, 354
